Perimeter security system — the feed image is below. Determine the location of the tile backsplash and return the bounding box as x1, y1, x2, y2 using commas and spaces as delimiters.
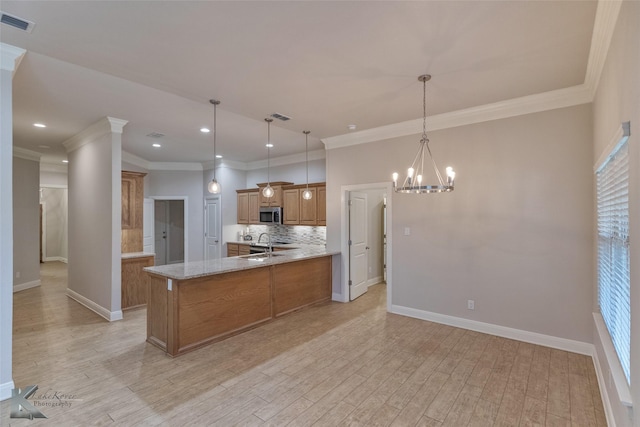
243, 225, 326, 246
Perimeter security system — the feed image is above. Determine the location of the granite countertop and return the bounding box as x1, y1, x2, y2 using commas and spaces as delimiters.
144, 245, 337, 280
122, 252, 155, 260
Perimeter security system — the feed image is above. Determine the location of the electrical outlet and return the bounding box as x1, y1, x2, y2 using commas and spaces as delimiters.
467, 299, 475, 310
16, 271, 20, 279
404, 227, 411, 236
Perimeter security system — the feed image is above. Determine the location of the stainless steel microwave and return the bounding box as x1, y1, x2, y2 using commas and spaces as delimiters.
259, 207, 282, 224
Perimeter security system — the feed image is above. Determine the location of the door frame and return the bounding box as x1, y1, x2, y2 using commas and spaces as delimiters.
204, 195, 222, 261
150, 196, 189, 263
340, 182, 393, 311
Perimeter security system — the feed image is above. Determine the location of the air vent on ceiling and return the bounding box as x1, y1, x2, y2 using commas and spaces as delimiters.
146, 132, 165, 138
0, 12, 35, 33
270, 113, 291, 121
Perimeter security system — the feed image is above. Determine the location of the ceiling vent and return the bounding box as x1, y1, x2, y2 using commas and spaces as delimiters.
146, 132, 165, 138
270, 113, 291, 122
0, 12, 35, 33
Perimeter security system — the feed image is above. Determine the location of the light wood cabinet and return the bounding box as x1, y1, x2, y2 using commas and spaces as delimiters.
257, 182, 292, 207
317, 186, 326, 226
237, 189, 260, 224
227, 243, 239, 257
282, 184, 325, 226
300, 187, 318, 225
121, 171, 146, 253
237, 193, 249, 224
248, 192, 260, 224
283, 189, 300, 225
122, 255, 154, 310
227, 243, 251, 257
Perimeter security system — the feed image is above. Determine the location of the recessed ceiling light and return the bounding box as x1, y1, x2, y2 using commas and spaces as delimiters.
38, 145, 50, 149
265, 143, 274, 148
200, 127, 210, 133
62, 160, 69, 163
216, 155, 222, 159
33, 123, 46, 128
152, 143, 161, 148
347, 124, 357, 131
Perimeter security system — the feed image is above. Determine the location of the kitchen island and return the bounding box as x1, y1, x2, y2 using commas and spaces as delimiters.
144, 245, 338, 356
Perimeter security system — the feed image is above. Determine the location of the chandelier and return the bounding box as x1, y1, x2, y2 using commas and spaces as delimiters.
392, 75, 455, 193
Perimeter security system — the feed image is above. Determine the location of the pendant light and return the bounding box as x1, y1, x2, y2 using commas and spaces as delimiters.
207, 99, 221, 194
263, 118, 274, 198
392, 75, 456, 193
302, 130, 312, 200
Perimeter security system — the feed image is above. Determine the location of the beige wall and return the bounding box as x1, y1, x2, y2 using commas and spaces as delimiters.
41, 187, 68, 262
591, 1, 640, 426
327, 104, 593, 343
13, 157, 41, 288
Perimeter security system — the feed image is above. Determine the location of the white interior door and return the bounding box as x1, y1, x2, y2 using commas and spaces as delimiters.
205, 196, 221, 260
143, 198, 154, 255
349, 191, 368, 301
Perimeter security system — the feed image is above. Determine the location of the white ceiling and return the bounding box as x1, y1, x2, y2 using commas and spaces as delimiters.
2, 1, 597, 166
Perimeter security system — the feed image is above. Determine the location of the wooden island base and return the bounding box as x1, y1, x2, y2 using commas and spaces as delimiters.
146, 256, 332, 356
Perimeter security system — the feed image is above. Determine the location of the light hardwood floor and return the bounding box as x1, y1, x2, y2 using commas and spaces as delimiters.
2, 262, 606, 426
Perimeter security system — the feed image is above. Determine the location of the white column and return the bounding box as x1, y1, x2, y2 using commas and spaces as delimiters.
0, 43, 26, 401
63, 117, 127, 321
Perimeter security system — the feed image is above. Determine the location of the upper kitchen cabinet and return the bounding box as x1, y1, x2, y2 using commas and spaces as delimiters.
121, 171, 147, 253
257, 182, 292, 207
282, 183, 325, 226
317, 186, 326, 226
236, 189, 260, 224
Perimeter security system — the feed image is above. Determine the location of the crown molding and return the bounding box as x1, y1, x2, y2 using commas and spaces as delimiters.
584, 0, 623, 97
245, 149, 326, 171
322, 84, 592, 150
0, 43, 25, 73
148, 162, 202, 171
202, 158, 248, 171
323, 0, 620, 151
122, 151, 150, 170
40, 161, 68, 174
13, 147, 41, 162
63, 117, 128, 153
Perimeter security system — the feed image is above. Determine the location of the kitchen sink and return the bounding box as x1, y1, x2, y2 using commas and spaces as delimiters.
237, 253, 285, 261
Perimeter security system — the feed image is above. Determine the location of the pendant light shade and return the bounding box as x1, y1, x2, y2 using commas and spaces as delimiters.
208, 99, 221, 194
392, 75, 456, 193
263, 118, 274, 198
302, 130, 312, 200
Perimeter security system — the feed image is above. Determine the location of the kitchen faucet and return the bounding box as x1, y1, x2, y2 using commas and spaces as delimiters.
258, 233, 272, 254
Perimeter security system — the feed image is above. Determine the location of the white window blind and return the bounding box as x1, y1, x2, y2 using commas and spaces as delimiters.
596, 138, 630, 384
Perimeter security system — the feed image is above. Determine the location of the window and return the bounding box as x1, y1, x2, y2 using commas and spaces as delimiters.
596, 135, 630, 384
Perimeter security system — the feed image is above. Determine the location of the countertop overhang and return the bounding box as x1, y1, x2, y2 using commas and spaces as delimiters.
144, 245, 337, 280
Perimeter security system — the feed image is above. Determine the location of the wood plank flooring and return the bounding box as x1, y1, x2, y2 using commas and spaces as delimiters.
2, 262, 606, 426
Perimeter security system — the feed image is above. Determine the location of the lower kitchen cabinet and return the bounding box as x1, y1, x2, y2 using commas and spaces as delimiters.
121, 254, 155, 310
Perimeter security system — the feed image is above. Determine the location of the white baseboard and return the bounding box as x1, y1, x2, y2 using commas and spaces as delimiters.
367, 276, 384, 287
65, 288, 123, 322
391, 304, 594, 356
44, 257, 68, 263
13, 280, 41, 293
592, 346, 617, 427
0, 380, 15, 401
